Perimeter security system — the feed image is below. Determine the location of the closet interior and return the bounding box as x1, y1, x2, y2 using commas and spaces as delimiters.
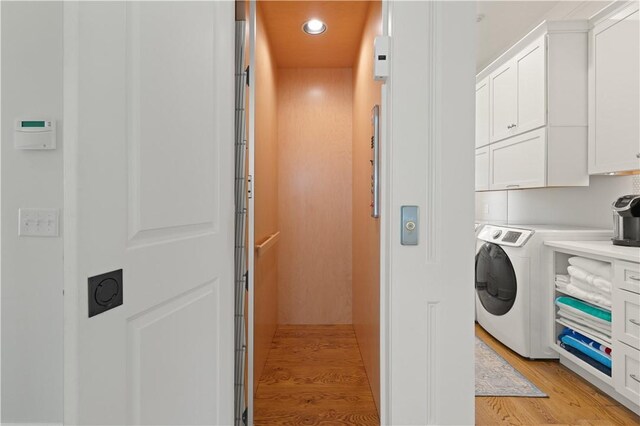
248, 1, 382, 423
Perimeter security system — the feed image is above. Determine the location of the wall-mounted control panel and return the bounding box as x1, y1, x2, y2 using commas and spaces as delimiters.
14, 119, 56, 150
374, 36, 390, 81
18, 208, 59, 237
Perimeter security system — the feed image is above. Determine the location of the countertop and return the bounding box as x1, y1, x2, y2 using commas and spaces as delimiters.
544, 240, 640, 263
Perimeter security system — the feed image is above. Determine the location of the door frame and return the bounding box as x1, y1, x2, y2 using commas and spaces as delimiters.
245, 0, 391, 423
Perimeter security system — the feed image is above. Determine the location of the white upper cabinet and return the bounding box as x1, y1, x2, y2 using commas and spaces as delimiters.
476, 78, 490, 148
515, 36, 546, 134
476, 21, 590, 191
489, 127, 547, 190
475, 146, 490, 191
489, 36, 546, 143
490, 61, 518, 142
589, 3, 640, 175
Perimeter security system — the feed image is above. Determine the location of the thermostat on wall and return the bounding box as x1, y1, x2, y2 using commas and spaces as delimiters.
14, 119, 56, 150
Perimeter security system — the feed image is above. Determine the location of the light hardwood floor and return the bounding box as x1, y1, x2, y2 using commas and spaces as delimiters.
254, 325, 379, 425
254, 323, 639, 425
476, 324, 640, 425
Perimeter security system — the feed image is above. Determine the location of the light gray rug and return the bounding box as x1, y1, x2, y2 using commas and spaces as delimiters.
475, 337, 548, 397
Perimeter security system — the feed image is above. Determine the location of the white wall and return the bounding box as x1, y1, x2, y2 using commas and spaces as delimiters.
476, 175, 636, 228
1, 2, 64, 423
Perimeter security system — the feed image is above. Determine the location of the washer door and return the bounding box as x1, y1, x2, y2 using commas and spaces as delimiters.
475, 242, 517, 316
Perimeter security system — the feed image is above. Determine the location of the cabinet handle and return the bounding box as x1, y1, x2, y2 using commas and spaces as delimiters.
631, 374, 640, 384
629, 275, 640, 281
629, 319, 640, 326
506, 184, 520, 189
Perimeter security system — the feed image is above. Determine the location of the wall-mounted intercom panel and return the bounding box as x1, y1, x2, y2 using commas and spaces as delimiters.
14, 119, 56, 150
374, 36, 390, 81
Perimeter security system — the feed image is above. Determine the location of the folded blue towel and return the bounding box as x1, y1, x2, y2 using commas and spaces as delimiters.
559, 327, 611, 358
560, 342, 611, 377
560, 335, 611, 368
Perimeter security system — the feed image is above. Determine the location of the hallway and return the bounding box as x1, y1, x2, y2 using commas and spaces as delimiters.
254, 325, 379, 425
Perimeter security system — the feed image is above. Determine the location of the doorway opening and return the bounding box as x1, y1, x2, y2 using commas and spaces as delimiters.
243, 1, 383, 423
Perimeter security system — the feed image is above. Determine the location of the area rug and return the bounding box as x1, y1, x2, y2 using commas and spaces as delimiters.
475, 337, 548, 397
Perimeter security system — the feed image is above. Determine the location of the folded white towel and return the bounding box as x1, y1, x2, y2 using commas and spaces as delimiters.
555, 274, 570, 284
556, 317, 612, 344
568, 257, 612, 280
569, 276, 610, 296
567, 266, 612, 293
565, 283, 611, 307
593, 276, 613, 294
557, 307, 611, 331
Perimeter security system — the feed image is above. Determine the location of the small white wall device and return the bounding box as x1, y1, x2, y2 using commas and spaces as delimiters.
374, 36, 390, 81
14, 119, 56, 150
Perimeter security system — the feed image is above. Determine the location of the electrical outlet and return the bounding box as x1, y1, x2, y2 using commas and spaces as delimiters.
18, 208, 59, 237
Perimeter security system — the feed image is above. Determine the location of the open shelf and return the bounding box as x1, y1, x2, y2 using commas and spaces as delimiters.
555, 318, 612, 347
553, 342, 613, 385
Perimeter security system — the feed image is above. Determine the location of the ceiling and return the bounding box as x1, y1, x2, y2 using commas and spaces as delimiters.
259, 1, 371, 68
476, 1, 612, 72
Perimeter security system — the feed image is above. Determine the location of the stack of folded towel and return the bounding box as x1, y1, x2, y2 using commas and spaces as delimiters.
555, 296, 611, 343
555, 256, 612, 308
558, 326, 612, 376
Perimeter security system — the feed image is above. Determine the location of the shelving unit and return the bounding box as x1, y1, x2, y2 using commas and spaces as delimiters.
545, 241, 640, 416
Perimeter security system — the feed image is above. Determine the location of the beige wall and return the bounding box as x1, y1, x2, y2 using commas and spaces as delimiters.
352, 1, 382, 413
277, 68, 353, 324
253, 4, 279, 392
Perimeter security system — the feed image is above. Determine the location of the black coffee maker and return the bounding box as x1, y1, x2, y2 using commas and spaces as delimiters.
612, 195, 640, 247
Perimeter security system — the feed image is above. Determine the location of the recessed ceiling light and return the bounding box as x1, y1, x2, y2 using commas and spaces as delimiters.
303, 19, 326, 35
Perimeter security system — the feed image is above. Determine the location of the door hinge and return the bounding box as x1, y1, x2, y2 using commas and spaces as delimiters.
244, 271, 249, 292
242, 407, 248, 425
247, 175, 253, 199
245, 66, 250, 87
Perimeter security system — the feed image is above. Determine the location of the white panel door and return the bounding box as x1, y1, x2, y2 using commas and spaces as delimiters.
490, 60, 517, 142
475, 147, 490, 191
489, 127, 547, 190
382, 1, 475, 424
63, 2, 235, 424
589, 5, 640, 174
475, 77, 490, 148
516, 35, 546, 134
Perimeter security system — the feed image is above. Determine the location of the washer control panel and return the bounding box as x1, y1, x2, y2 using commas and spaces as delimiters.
478, 225, 534, 247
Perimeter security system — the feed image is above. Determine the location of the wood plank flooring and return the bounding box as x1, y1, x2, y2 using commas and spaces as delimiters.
254, 325, 380, 425
476, 324, 640, 425
254, 323, 638, 425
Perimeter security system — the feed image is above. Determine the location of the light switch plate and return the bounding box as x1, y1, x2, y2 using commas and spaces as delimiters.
18, 208, 59, 237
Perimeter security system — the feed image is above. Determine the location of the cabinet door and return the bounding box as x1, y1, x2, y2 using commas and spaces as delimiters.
589, 6, 640, 174
490, 60, 517, 143
475, 147, 489, 191
476, 78, 490, 148
489, 127, 546, 190
612, 340, 640, 405
516, 35, 546, 135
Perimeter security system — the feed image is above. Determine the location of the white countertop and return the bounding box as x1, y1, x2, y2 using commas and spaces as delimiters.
545, 240, 640, 263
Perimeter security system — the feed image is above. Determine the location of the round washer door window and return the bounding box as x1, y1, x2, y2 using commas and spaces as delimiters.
475, 242, 517, 316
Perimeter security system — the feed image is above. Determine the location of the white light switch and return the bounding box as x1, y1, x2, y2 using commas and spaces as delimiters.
18, 208, 59, 237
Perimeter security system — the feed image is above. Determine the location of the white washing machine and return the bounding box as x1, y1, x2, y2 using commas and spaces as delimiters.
475, 224, 611, 359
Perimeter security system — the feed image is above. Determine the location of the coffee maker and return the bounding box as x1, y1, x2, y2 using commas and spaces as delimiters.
612, 195, 640, 247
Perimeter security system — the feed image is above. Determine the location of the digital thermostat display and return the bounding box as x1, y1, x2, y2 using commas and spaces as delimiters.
14, 119, 56, 150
